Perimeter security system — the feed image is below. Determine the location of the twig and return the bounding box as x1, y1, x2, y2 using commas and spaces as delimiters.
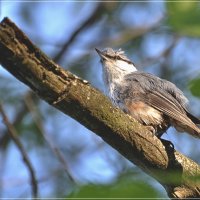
24, 94, 76, 183
138, 36, 180, 68
53, 2, 104, 63
0, 91, 36, 150
0, 104, 38, 198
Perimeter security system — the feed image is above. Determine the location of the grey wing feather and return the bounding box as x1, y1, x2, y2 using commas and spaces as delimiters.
147, 91, 200, 134
124, 72, 200, 128
125, 72, 188, 108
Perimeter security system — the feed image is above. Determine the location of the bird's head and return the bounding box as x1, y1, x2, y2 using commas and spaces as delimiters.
95, 48, 137, 74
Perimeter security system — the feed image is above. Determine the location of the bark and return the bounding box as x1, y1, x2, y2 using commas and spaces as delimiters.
0, 17, 200, 199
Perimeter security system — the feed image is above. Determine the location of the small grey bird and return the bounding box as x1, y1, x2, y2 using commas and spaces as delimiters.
96, 47, 200, 138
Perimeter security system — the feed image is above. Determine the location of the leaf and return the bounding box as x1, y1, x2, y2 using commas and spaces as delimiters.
189, 78, 200, 97
68, 175, 160, 198
167, 2, 200, 37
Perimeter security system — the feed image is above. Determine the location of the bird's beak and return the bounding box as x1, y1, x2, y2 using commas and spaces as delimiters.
95, 48, 108, 60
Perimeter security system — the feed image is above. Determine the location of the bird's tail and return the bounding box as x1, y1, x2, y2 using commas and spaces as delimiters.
172, 115, 200, 139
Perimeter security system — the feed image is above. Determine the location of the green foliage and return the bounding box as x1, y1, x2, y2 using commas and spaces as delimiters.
167, 2, 200, 37
68, 174, 160, 198
189, 78, 200, 97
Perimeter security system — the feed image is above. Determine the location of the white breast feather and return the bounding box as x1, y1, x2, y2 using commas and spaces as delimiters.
115, 60, 137, 73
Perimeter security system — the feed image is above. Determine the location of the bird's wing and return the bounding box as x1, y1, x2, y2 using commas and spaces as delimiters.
146, 90, 200, 135
123, 72, 200, 136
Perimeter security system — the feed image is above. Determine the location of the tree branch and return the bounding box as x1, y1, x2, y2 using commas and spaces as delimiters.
24, 94, 76, 183
0, 91, 34, 150
0, 17, 200, 199
53, 2, 104, 63
0, 103, 38, 198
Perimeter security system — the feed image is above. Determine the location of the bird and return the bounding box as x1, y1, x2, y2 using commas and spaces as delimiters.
95, 47, 200, 138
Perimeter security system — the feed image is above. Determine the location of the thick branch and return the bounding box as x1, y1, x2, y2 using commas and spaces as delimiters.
0, 17, 200, 198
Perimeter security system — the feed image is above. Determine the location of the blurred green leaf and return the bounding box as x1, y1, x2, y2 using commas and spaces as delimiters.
68, 175, 160, 198
167, 2, 200, 37
189, 78, 200, 97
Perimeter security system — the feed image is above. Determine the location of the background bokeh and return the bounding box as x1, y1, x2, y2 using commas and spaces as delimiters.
0, 1, 200, 198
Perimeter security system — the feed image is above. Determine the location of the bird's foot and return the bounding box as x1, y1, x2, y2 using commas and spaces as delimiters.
160, 138, 174, 150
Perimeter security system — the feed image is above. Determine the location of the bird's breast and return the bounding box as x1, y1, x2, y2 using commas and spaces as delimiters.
125, 101, 163, 124
125, 101, 170, 136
